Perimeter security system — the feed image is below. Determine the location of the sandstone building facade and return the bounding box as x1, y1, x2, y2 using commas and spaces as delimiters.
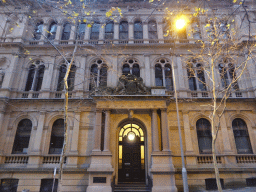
0, 0, 256, 191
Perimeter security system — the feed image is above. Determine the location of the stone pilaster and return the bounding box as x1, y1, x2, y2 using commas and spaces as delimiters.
103, 110, 111, 152
152, 109, 159, 152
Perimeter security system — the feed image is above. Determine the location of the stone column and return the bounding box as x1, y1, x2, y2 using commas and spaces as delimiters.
99, 22, 104, 44
220, 115, 232, 153
128, 22, 134, 44
75, 56, 86, 97
161, 109, 170, 151
0, 112, 5, 164
157, 22, 164, 43
41, 56, 55, 98
1, 56, 19, 97
69, 25, 76, 44
92, 109, 102, 152
103, 110, 111, 152
70, 112, 80, 154
28, 112, 45, 168
183, 112, 194, 154
55, 23, 62, 42
152, 110, 159, 152
144, 54, 151, 87
84, 25, 90, 41
31, 112, 45, 154
175, 56, 187, 97
66, 111, 80, 168
143, 22, 149, 43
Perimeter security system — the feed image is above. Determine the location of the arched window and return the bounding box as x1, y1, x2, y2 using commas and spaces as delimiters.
12, 119, 32, 154
218, 59, 239, 90
232, 118, 252, 154
148, 20, 157, 40
119, 21, 128, 40
90, 22, 100, 40
57, 62, 76, 91
40, 179, 58, 192
25, 60, 45, 91
0, 179, 19, 192
122, 59, 140, 77
155, 59, 173, 90
196, 118, 212, 154
187, 60, 206, 91
61, 22, 71, 40
34, 21, 43, 40
47, 22, 57, 40
134, 21, 143, 39
105, 21, 114, 40
89, 59, 108, 90
49, 119, 64, 154
76, 22, 86, 40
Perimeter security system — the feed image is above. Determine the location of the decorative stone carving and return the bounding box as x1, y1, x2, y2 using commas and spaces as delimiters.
115, 74, 150, 95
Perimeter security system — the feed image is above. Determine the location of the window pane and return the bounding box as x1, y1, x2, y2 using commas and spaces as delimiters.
99, 65, 107, 87
77, 23, 86, 40
120, 21, 128, 39
61, 23, 71, 40
132, 64, 140, 77
155, 64, 163, 86
165, 65, 173, 90
57, 65, 66, 91
134, 21, 143, 39
91, 22, 100, 40
67, 65, 76, 91
187, 68, 197, 91
48, 22, 57, 40
89, 64, 98, 90
34, 65, 45, 91
34, 22, 43, 40
105, 22, 114, 40
197, 68, 206, 91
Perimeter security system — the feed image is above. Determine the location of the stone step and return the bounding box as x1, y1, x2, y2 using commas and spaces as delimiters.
114, 183, 151, 192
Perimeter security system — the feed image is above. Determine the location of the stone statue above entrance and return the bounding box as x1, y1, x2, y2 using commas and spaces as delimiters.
115, 74, 150, 95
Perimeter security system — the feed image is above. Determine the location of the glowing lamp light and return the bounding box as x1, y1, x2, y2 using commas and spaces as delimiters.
175, 17, 187, 30
128, 132, 135, 141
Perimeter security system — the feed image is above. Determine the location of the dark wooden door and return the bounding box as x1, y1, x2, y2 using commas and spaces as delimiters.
118, 135, 145, 182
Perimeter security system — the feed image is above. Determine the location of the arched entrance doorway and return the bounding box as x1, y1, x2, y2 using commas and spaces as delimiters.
118, 123, 145, 183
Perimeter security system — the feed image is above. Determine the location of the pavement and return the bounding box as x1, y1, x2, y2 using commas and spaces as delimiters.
199, 187, 256, 192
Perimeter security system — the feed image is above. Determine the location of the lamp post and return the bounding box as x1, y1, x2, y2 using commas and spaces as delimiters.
170, 16, 189, 192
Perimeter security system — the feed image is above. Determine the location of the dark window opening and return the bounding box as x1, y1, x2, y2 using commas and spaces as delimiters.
34, 65, 45, 91
187, 67, 196, 91
197, 118, 212, 154
155, 64, 163, 86
12, 119, 32, 154
90, 22, 100, 40
165, 64, 173, 90
119, 21, 128, 40
34, 21, 43, 40
40, 179, 58, 192
99, 65, 108, 87
61, 22, 71, 40
76, 23, 86, 40
67, 65, 76, 91
0, 179, 19, 192
105, 21, 114, 40
89, 64, 98, 90
232, 118, 252, 154
122, 64, 130, 76
57, 64, 66, 91
148, 20, 157, 39
134, 21, 143, 39
48, 22, 57, 40
49, 119, 64, 154
25, 65, 35, 91
132, 64, 140, 77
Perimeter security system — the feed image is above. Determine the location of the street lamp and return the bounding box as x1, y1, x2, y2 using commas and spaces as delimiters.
171, 15, 189, 192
